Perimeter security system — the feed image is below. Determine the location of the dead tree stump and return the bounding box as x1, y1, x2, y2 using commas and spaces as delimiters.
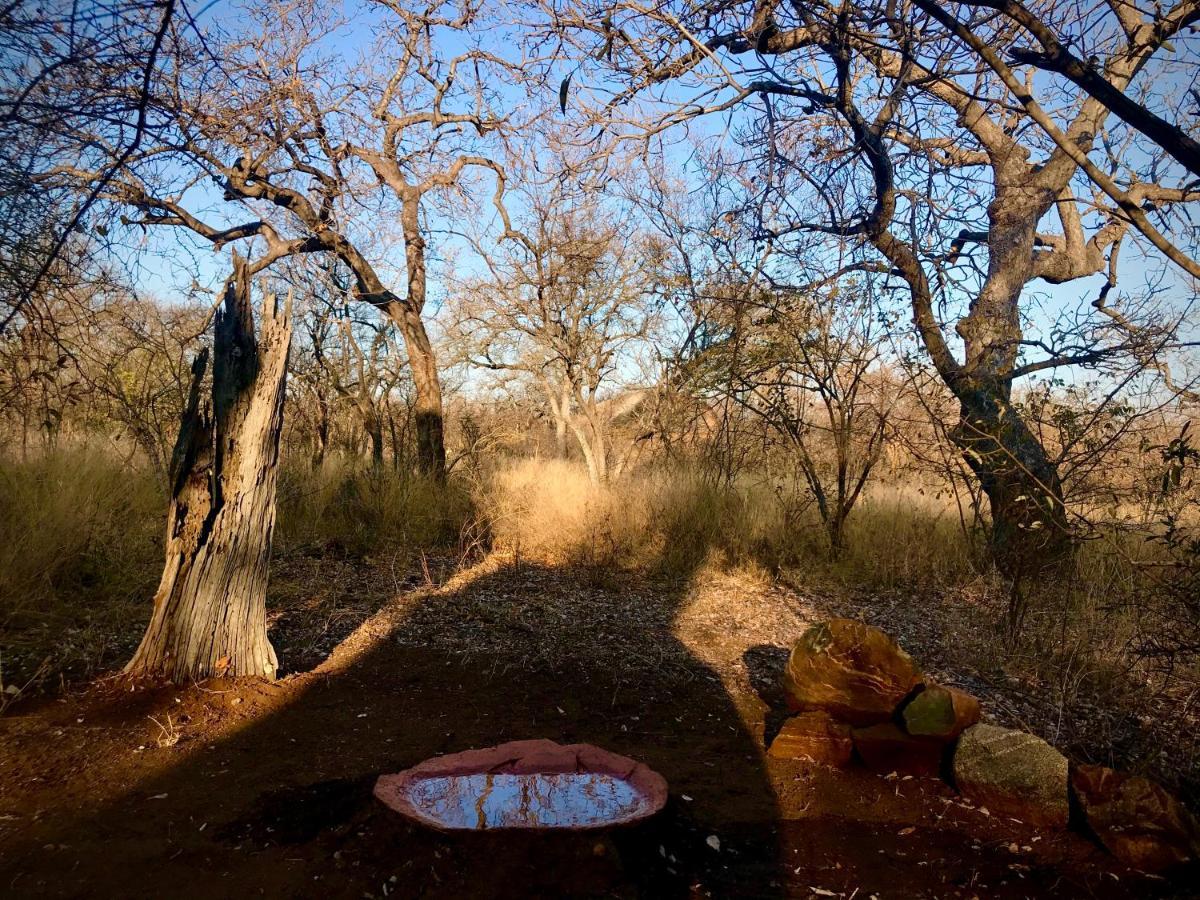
126, 255, 292, 681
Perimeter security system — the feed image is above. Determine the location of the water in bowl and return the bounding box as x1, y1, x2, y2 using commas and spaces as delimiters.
403, 771, 651, 829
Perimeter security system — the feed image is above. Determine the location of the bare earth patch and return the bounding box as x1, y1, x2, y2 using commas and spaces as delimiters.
0, 556, 1194, 898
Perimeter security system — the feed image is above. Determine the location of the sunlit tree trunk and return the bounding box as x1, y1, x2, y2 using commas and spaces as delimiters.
552, 384, 571, 458
570, 416, 603, 484
126, 256, 291, 682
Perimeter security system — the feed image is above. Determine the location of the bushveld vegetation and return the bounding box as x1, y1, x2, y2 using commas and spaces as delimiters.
2, 0, 1200, 884
0, 0, 1195, 724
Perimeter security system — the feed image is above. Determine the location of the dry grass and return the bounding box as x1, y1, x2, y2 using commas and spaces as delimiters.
0, 448, 473, 690
483, 459, 783, 576
479, 460, 1200, 796
0, 450, 164, 688
482, 459, 979, 588
274, 457, 473, 558
2, 451, 1197, 805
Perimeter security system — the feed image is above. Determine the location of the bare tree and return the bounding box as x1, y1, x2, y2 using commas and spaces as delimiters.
453, 184, 660, 483
692, 279, 901, 555
931, 0, 1200, 180
33, 0, 525, 479
0, 0, 177, 332
294, 263, 408, 468
541, 0, 1200, 581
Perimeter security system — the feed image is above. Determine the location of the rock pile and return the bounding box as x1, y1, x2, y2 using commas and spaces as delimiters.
767, 617, 1199, 873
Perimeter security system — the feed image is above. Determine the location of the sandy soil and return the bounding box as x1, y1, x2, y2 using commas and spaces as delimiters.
0, 557, 1192, 898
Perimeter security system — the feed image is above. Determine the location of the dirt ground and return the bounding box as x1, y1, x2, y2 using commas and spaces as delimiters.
0, 556, 1194, 898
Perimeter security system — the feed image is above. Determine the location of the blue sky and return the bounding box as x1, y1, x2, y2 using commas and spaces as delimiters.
122, 0, 1197, 397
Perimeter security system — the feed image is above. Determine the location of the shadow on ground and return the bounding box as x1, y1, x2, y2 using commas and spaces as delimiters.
0, 561, 784, 899
2, 556, 1194, 898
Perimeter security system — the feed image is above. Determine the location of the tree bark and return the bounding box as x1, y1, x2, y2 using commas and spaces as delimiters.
392, 191, 446, 480
570, 417, 602, 484
951, 186, 1073, 579
365, 407, 384, 467
952, 386, 1071, 580
125, 255, 292, 682
398, 306, 446, 478
827, 512, 847, 560
544, 381, 570, 458
312, 390, 330, 469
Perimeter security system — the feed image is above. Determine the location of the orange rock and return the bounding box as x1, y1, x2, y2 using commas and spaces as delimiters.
767, 712, 854, 767
852, 722, 945, 776
902, 684, 981, 740
1072, 764, 1200, 872
782, 619, 921, 726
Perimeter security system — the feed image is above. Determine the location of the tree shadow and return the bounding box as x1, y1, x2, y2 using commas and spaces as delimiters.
4, 549, 1186, 897
742, 644, 792, 746
0, 559, 786, 898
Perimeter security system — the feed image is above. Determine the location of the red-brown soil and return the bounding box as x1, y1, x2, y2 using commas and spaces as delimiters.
0, 559, 1193, 898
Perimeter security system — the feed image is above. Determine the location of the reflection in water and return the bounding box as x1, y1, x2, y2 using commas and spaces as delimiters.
405, 772, 650, 829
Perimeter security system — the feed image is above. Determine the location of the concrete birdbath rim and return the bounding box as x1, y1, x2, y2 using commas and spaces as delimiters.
374, 738, 669, 832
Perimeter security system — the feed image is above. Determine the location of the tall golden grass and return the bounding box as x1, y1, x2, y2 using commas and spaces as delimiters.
0, 450, 164, 685
0, 449, 1188, 694
482, 458, 981, 587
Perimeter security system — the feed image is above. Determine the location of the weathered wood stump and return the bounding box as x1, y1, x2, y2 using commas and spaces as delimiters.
126, 254, 292, 682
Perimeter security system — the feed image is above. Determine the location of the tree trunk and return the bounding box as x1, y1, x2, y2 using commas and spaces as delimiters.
359, 403, 384, 467
569, 414, 603, 484
555, 416, 568, 458
392, 191, 446, 480
951, 186, 1073, 579
540, 377, 572, 459
126, 256, 292, 682
387, 403, 402, 471
555, 383, 571, 458
405, 317, 445, 479
827, 514, 847, 560
369, 418, 384, 467
312, 392, 330, 469
952, 387, 1071, 581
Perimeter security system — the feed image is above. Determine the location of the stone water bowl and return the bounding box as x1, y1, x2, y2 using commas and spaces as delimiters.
374, 739, 668, 832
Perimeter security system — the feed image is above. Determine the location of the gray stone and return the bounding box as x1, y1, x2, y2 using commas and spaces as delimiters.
952, 724, 1069, 827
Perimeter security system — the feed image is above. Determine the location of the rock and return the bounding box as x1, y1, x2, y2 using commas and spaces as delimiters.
1072, 764, 1200, 872
781, 619, 922, 726
767, 712, 854, 767
902, 684, 981, 740
852, 722, 945, 776
952, 724, 1069, 827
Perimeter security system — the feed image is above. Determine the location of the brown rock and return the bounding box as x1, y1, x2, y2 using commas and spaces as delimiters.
902, 684, 982, 740
952, 724, 1069, 828
1072, 764, 1200, 872
767, 712, 854, 767
782, 619, 922, 726
852, 722, 945, 776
